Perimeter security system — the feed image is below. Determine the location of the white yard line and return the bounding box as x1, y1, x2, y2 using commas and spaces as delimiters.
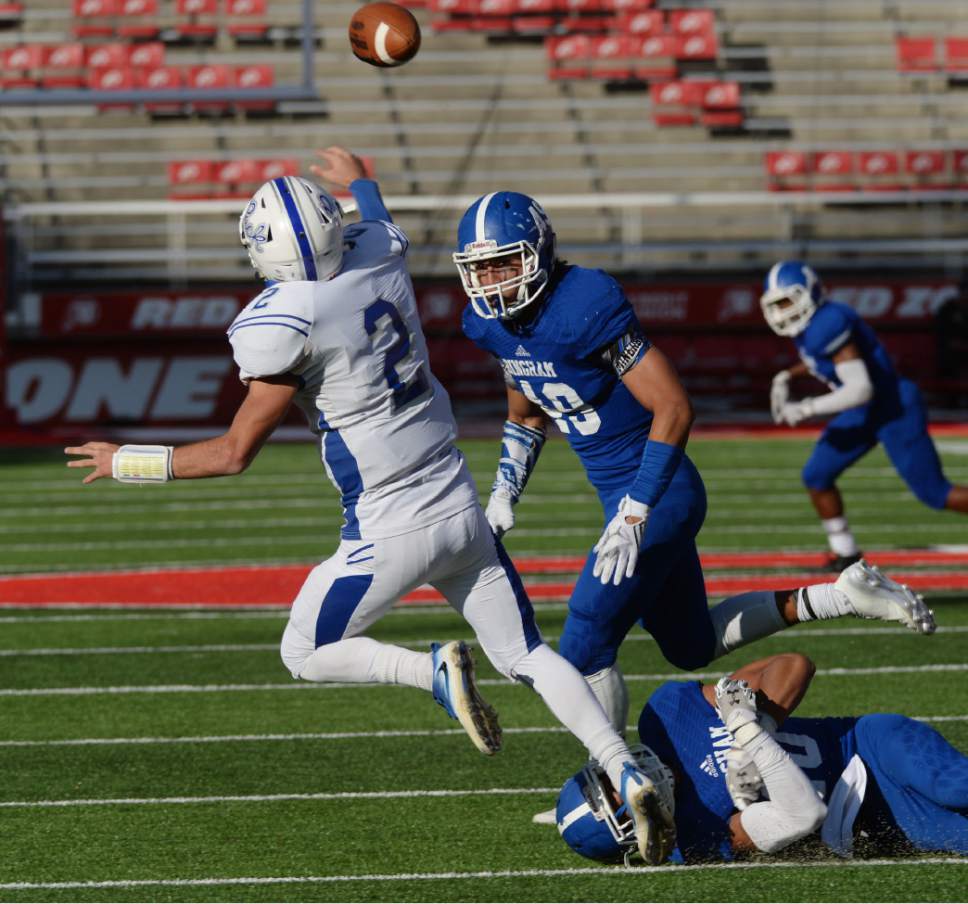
0, 858, 965, 891
3, 625, 967, 658
2, 663, 965, 698
1, 716, 964, 750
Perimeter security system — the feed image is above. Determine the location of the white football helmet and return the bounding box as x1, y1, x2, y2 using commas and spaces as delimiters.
240, 176, 344, 283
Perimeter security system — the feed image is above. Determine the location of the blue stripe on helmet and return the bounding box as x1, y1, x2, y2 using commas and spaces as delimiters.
274, 177, 317, 281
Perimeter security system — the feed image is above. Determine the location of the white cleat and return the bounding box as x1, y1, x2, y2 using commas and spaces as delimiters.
532, 807, 557, 825
431, 641, 502, 755
835, 560, 936, 635
619, 763, 676, 865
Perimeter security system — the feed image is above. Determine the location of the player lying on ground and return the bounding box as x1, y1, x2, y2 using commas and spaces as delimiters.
65, 149, 672, 864
556, 651, 968, 862
762, 260, 968, 570
452, 192, 937, 828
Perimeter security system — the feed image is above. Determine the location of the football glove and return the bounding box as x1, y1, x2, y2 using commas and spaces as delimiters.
770, 370, 791, 424
714, 676, 762, 746
592, 495, 649, 586
485, 487, 516, 540
725, 745, 765, 811
778, 397, 815, 427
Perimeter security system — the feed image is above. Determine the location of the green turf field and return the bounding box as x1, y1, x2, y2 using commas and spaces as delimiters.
0, 436, 966, 901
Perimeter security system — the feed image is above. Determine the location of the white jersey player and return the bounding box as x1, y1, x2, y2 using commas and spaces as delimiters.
65, 148, 672, 864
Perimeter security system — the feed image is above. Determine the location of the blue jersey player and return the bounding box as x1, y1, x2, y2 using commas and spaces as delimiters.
454, 193, 936, 796
556, 652, 968, 863
763, 261, 968, 570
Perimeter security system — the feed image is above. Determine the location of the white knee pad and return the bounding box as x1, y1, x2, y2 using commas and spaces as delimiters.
585, 665, 629, 737
280, 621, 315, 679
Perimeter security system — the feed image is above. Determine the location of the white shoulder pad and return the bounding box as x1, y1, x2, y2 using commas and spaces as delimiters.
227, 282, 313, 381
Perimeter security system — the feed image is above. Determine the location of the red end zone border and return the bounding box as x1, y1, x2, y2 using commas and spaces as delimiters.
1, 550, 967, 607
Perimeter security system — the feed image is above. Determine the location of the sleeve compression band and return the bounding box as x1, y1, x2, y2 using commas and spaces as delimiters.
629, 439, 684, 508
803, 358, 873, 417
349, 178, 392, 223
492, 420, 546, 502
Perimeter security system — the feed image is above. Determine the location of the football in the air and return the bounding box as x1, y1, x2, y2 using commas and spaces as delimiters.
349, 2, 421, 68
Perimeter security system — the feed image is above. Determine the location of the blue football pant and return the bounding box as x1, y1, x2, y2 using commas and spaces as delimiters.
802, 378, 952, 510
558, 455, 716, 675
857, 713, 968, 853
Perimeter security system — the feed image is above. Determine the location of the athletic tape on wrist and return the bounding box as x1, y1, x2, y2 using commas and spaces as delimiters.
112, 445, 173, 484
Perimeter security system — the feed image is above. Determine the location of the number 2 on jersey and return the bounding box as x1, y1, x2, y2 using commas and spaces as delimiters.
364, 298, 430, 412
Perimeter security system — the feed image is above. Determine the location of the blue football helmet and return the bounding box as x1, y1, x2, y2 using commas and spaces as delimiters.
556, 744, 676, 863
452, 191, 557, 320
760, 260, 825, 337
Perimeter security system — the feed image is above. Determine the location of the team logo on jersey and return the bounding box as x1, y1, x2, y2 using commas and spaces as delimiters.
501, 358, 557, 378
514, 344, 531, 357
698, 754, 719, 778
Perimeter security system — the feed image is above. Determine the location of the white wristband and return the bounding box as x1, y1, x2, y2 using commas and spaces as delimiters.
112, 445, 173, 484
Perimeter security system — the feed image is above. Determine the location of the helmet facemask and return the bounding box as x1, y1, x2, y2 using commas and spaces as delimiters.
760, 283, 819, 337
454, 240, 549, 320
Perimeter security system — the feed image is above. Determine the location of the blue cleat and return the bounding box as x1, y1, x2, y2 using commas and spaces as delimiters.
431, 640, 502, 755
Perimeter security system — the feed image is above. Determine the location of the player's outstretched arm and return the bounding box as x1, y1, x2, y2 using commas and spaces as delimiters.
485, 386, 549, 539
65, 376, 298, 484
310, 146, 392, 223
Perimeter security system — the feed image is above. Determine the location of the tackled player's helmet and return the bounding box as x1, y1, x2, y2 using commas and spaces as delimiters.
556, 744, 676, 863
240, 176, 344, 283
760, 260, 825, 337
453, 191, 556, 320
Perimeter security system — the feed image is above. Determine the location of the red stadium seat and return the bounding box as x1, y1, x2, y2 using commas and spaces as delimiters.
42, 43, 86, 89
128, 42, 164, 69
943, 37, 968, 73
857, 150, 903, 191
601, 0, 654, 10
214, 159, 262, 197
0, 4, 24, 25
118, 0, 159, 39
187, 63, 232, 111
895, 36, 937, 73
764, 150, 808, 191
675, 32, 718, 60
589, 34, 634, 79
227, 0, 268, 41
699, 80, 743, 128
2, 44, 42, 89
634, 33, 677, 79
137, 64, 184, 113
546, 34, 591, 79
88, 64, 137, 109
904, 149, 950, 188
235, 63, 275, 111
953, 149, 968, 186
616, 9, 662, 35
812, 150, 856, 192
258, 159, 300, 181
86, 43, 129, 69
668, 9, 714, 36
559, 0, 602, 12
650, 80, 703, 126
175, 0, 217, 41
73, 0, 119, 38
168, 159, 216, 199
515, 0, 555, 11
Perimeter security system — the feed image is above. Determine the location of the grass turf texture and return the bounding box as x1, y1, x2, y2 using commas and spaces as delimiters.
1, 436, 967, 901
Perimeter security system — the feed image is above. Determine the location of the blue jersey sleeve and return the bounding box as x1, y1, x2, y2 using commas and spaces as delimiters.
802, 302, 856, 360
569, 270, 643, 359
349, 178, 393, 223
462, 303, 493, 351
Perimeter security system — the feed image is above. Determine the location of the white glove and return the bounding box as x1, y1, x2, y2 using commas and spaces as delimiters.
725, 745, 765, 811
485, 487, 515, 540
714, 676, 762, 746
770, 370, 791, 424
779, 397, 814, 427
592, 495, 649, 586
